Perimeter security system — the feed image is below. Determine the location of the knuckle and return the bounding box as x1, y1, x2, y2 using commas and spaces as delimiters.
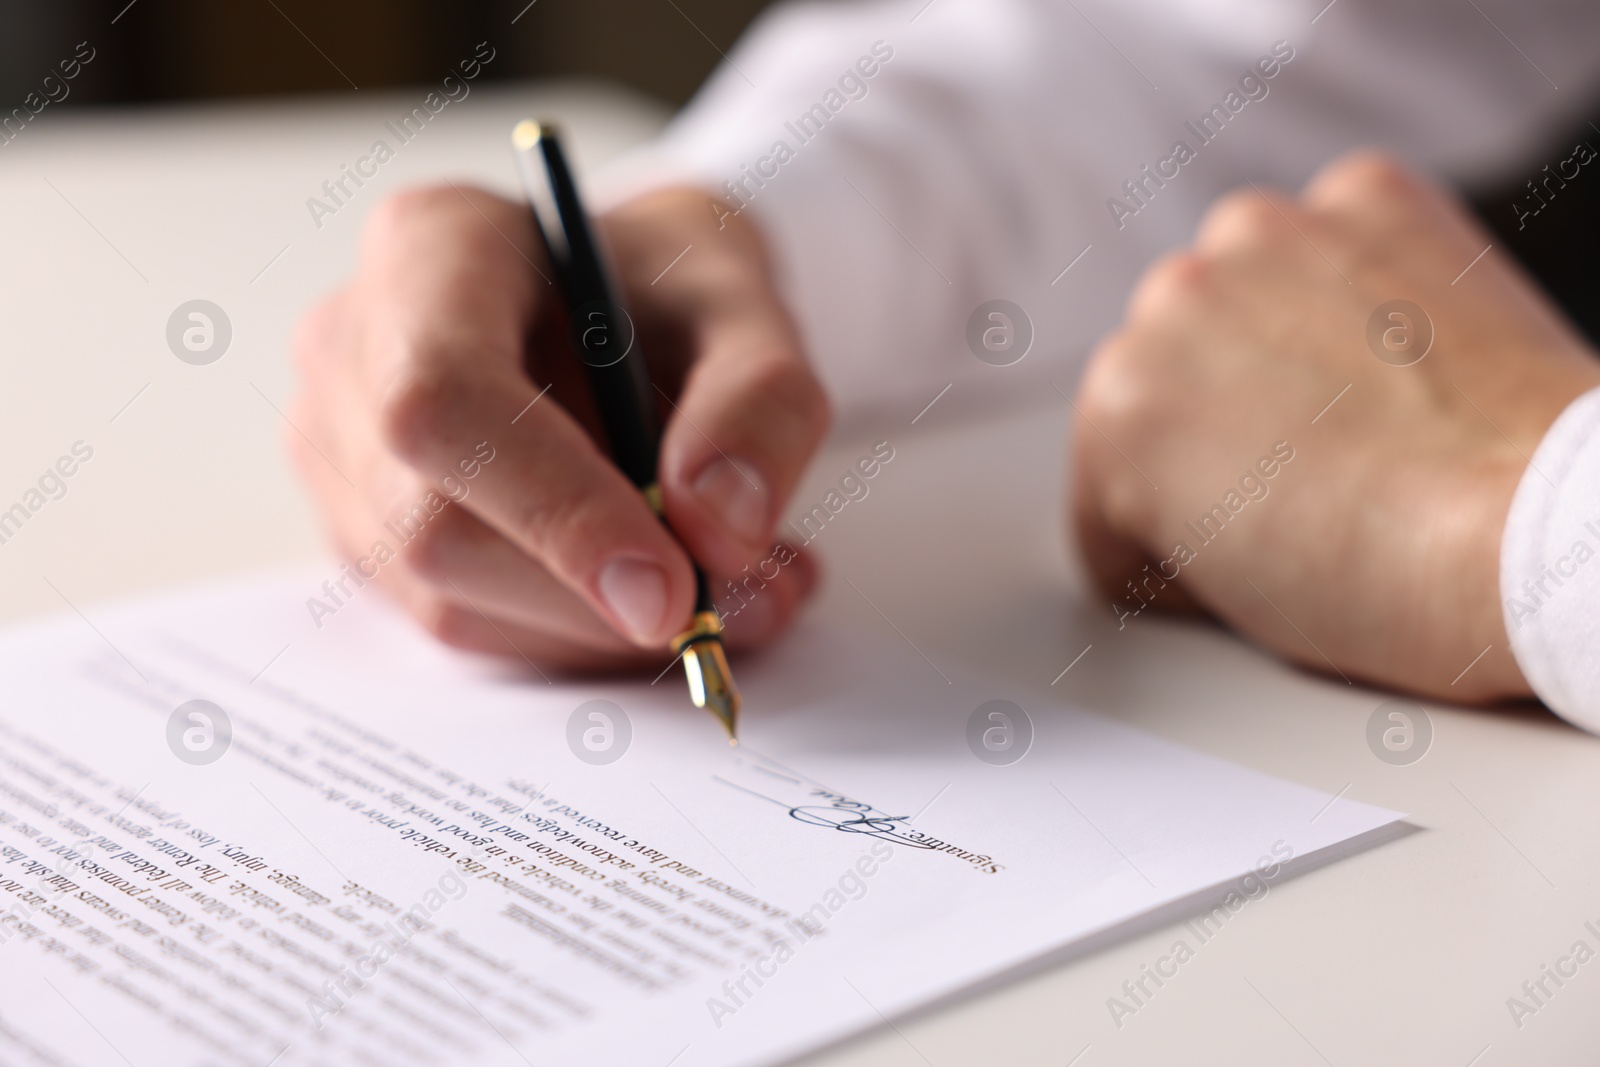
377, 355, 464, 465
1315, 150, 1419, 202
1077, 332, 1155, 434
411, 596, 479, 650
365, 185, 456, 244
505, 480, 602, 572
363, 184, 533, 274
1200, 188, 1292, 248
395, 504, 467, 584
1303, 153, 1431, 267
1074, 366, 1159, 532
753, 355, 833, 445
1127, 251, 1210, 320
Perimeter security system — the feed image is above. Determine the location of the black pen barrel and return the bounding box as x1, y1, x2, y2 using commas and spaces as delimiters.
512, 122, 660, 490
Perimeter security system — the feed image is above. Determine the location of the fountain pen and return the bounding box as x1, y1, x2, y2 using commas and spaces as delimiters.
510, 119, 741, 743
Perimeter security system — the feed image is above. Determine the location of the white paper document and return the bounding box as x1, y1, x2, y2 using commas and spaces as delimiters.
0, 569, 1403, 1066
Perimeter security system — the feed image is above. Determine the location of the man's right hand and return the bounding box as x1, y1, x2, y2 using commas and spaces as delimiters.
288, 184, 830, 672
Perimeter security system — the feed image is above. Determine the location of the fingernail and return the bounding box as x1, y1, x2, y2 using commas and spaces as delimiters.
692, 458, 770, 545
598, 558, 669, 642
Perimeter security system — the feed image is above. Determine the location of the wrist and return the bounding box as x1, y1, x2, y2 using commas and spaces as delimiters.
1459, 453, 1534, 702
1435, 357, 1600, 704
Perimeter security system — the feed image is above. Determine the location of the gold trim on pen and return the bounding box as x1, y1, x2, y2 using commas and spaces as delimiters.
511, 119, 544, 151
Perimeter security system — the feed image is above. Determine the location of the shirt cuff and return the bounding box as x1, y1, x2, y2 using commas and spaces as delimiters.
1500, 385, 1600, 732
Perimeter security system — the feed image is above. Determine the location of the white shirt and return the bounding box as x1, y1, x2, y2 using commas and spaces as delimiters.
599, 0, 1600, 727
1501, 389, 1600, 731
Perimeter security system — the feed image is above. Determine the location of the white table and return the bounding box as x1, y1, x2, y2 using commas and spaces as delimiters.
2, 84, 1594, 1067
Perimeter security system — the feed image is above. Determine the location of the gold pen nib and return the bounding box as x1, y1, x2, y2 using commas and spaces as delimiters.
674, 611, 740, 743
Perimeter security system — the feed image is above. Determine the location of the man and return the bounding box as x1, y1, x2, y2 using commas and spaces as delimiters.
287, 0, 1600, 724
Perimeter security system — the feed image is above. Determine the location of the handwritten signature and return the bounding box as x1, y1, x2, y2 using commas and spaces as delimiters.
785, 791, 941, 849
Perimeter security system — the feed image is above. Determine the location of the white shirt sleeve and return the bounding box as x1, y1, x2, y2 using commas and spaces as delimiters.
595, 0, 1600, 427
1501, 387, 1600, 732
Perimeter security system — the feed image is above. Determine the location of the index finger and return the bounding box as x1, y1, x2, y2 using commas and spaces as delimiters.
359, 184, 700, 647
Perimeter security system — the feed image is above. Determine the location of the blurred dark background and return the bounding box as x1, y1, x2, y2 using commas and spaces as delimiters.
0, 0, 771, 108
1478, 115, 1600, 346
0, 0, 1593, 342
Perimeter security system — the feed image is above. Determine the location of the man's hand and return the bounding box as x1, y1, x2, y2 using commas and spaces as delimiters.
1072, 152, 1600, 702
288, 185, 829, 671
